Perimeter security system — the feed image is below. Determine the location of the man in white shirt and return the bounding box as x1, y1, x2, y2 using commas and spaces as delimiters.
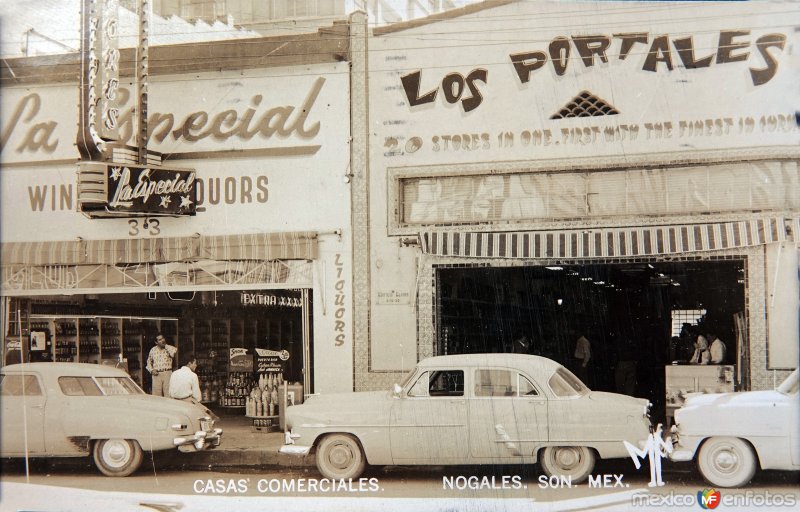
169, 353, 202, 403
708, 333, 727, 364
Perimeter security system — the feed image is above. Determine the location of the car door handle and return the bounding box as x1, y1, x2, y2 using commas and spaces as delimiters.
450, 399, 465, 404
528, 401, 545, 405
30, 405, 44, 409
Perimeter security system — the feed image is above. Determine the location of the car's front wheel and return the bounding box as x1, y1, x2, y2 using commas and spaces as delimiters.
697, 437, 757, 488
316, 434, 366, 480
539, 446, 595, 484
92, 439, 144, 477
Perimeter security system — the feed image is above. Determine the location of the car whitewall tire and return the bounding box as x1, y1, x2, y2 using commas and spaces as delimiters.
697, 437, 757, 488
539, 446, 595, 484
316, 434, 366, 480
92, 439, 144, 477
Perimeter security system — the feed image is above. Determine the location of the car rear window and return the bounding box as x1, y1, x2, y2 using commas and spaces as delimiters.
0, 375, 42, 396
59, 377, 102, 396
548, 368, 588, 397
96, 377, 143, 395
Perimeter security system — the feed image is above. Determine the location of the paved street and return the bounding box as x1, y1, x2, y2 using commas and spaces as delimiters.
2, 457, 798, 511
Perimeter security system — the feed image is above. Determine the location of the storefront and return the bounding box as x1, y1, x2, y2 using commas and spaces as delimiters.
1, 27, 356, 413
357, 0, 800, 416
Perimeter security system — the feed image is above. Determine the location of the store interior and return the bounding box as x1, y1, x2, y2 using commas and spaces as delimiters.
435, 259, 746, 422
6, 289, 311, 426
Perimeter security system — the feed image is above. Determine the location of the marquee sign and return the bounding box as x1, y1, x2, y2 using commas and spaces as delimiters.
77, 162, 196, 217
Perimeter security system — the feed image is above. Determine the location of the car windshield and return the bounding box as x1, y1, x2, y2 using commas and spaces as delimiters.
397, 368, 417, 390
777, 369, 799, 395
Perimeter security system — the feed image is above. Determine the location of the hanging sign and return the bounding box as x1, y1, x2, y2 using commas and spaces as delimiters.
77, 0, 122, 160
255, 348, 290, 374
77, 162, 196, 217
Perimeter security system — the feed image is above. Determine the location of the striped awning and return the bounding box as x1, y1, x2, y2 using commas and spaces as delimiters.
1, 232, 318, 266
420, 218, 790, 259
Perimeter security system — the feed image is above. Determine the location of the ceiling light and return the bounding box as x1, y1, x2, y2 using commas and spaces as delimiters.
581, 277, 592, 281
594, 281, 605, 285
545, 266, 564, 271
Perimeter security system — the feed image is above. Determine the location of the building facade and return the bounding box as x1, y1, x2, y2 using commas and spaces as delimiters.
1, 23, 358, 397
356, 0, 800, 415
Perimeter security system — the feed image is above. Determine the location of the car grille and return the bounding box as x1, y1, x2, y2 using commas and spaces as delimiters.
200, 418, 214, 431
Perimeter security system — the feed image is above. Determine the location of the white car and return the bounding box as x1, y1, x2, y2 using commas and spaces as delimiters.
670, 369, 800, 487
281, 354, 651, 482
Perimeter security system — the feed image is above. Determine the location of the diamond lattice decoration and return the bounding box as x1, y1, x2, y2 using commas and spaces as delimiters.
551, 91, 619, 119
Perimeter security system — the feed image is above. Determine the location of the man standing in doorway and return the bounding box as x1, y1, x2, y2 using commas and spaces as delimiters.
169, 353, 201, 403
574, 333, 591, 385
146, 333, 177, 397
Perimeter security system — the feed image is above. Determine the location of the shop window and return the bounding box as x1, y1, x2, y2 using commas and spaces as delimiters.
671, 309, 706, 337
398, 160, 799, 227
59, 376, 102, 396
0, 375, 42, 396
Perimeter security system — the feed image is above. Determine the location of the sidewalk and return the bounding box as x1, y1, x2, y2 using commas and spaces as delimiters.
177, 407, 314, 470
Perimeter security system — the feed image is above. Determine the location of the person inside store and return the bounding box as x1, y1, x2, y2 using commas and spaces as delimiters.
689, 333, 711, 365
169, 352, 201, 403
708, 332, 727, 364
573, 333, 592, 385
146, 333, 177, 396
614, 336, 638, 396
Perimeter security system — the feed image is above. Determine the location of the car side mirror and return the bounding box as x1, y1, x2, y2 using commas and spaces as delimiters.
392, 383, 402, 398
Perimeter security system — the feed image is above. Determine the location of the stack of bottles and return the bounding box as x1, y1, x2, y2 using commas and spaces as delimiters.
246, 373, 284, 417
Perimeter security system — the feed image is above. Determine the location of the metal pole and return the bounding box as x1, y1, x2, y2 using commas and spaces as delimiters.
136, 0, 150, 165
19, 308, 30, 483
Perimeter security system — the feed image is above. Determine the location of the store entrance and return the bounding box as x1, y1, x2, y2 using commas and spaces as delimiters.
5, 288, 313, 407
435, 259, 746, 423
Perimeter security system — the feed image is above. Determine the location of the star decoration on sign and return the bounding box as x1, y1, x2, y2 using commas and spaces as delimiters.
159, 195, 171, 208
110, 166, 122, 181
179, 195, 194, 209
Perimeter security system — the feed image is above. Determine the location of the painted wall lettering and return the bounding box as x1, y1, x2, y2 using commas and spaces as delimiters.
400, 69, 488, 112
1, 77, 327, 156
195, 175, 268, 206
510, 31, 786, 85
333, 253, 347, 347
0, 94, 58, 153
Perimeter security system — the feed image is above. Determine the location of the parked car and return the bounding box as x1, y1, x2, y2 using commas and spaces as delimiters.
0, 362, 222, 477
669, 368, 799, 487
281, 353, 651, 482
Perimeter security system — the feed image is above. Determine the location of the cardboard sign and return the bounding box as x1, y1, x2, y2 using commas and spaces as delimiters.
255, 348, 290, 374
229, 348, 254, 372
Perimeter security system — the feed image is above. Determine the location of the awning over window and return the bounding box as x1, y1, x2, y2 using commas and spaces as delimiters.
420, 218, 790, 259
1, 231, 318, 266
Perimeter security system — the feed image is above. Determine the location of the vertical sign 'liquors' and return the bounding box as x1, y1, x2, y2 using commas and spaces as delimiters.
78, 0, 121, 160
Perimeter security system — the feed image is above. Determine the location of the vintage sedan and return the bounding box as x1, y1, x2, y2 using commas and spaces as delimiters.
281, 354, 650, 481
0, 362, 222, 477
670, 369, 799, 487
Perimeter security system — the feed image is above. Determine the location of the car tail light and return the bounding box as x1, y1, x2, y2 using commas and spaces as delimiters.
171, 423, 188, 431
200, 417, 214, 431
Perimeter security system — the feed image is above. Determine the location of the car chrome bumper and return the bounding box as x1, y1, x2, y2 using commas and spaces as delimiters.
279, 444, 312, 456
174, 428, 223, 452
